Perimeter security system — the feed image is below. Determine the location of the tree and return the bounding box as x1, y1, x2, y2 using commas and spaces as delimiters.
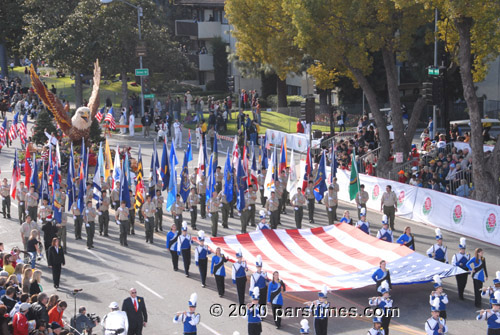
225, 0, 305, 109
0, 0, 26, 77
399, 0, 500, 203
285, 0, 432, 175
32, 109, 57, 145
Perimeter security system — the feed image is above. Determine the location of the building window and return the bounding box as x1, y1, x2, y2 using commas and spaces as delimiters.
221, 11, 228, 24
287, 85, 301, 95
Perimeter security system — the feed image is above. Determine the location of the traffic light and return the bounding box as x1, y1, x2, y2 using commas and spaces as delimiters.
227, 76, 235, 92
422, 81, 433, 104
143, 77, 150, 94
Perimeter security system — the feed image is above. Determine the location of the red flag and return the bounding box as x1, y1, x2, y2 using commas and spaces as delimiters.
11, 150, 20, 198
302, 147, 311, 194
25, 146, 32, 188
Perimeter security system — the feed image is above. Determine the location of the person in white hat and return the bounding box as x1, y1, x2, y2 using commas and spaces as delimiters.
425, 298, 447, 335
12, 302, 32, 335
232, 248, 248, 305
173, 293, 200, 334
177, 221, 192, 277
299, 319, 310, 334
451, 237, 470, 300
306, 285, 330, 335
376, 215, 393, 243
476, 291, 500, 334
429, 275, 448, 320
101, 302, 128, 335
426, 229, 448, 263
195, 231, 211, 288
367, 317, 385, 335
255, 210, 270, 231
249, 255, 269, 307
355, 208, 370, 235
247, 287, 262, 335
369, 280, 393, 335
481, 271, 500, 307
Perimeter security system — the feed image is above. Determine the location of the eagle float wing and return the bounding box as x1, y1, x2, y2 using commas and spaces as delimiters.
88, 59, 101, 119
30, 64, 72, 134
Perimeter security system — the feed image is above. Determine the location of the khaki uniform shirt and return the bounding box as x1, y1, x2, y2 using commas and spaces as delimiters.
142, 201, 156, 218
218, 192, 228, 204
197, 180, 206, 195
187, 193, 199, 207
266, 196, 279, 212
116, 207, 129, 220
257, 173, 265, 188
173, 200, 184, 215
291, 193, 306, 207
17, 186, 28, 205
190, 174, 197, 188
355, 190, 369, 206
101, 181, 110, 193
110, 189, 120, 206
27, 192, 39, 207
249, 190, 257, 205
305, 185, 315, 200
99, 196, 110, 212
85, 189, 93, 205
71, 203, 81, 216
38, 205, 52, 219
84, 207, 97, 223
326, 190, 338, 207
215, 171, 223, 183
382, 191, 397, 207
20, 221, 40, 237
207, 197, 220, 213
154, 195, 164, 209
0, 184, 10, 197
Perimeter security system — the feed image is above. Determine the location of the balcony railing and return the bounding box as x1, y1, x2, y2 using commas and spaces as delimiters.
175, 20, 222, 39
186, 54, 214, 71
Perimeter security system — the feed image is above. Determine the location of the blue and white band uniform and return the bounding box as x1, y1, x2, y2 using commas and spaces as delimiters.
195, 245, 210, 264
211, 255, 226, 277
166, 231, 179, 251
372, 269, 390, 284
396, 234, 414, 250
367, 328, 385, 335
466, 257, 488, 282
267, 281, 284, 305
247, 304, 262, 323
250, 272, 268, 292
477, 310, 500, 331
377, 227, 393, 243
481, 287, 500, 305
232, 261, 247, 282
451, 252, 470, 271
426, 244, 448, 263
369, 296, 393, 311
257, 221, 270, 230
173, 312, 200, 334
425, 317, 448, 335
177, 234, 192, 253
429, 294, 448, 312
356, 220, 370, 235
310, 301, 330, 319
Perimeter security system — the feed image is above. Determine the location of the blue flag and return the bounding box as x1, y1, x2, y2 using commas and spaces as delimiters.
67, 144, 75, 211
30, 156, 39, 196
261, 135, 268, 170
236, 158, 247, 211
92, 156, 102, 207
223, 148, 234, 203
206, 154, 215, 202
77, 140, 87, 212
170, 141, 178, 167
179, 151, 190, 203
52, 165, 62, 223
39, 161, 49, 201
166, 157, 177, 212
120, 154, 131, 208
150, 141, 159, 197
187, 132, 193, 162
330, 142, 338, 183
313, 151, 328, 201
202, 135, 208, 176
213, 131, 218, 168
160, 140, 170, 191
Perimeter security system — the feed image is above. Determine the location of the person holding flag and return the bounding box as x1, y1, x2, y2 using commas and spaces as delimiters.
220, 148, 233, 229
291, 187, 306, 229
207, 191, 221, 237
16, 181, 28, 225
325, 178, 339, 225
1, 177, 12, 219
313, 150, 328, 205
187, 187, 199, 230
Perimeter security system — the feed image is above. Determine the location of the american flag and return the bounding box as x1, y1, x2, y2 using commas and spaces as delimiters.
0, 119, 7, 148
8, 112, 19, 141
96, 107, 104, 122
204, 223, 465, 292
104, 109, 116, 130
18, 113, 28, 145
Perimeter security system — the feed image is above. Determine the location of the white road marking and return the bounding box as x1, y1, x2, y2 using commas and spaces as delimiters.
199, 322, 221, 335
135, 280, 164, 300
86, 249, 107, 263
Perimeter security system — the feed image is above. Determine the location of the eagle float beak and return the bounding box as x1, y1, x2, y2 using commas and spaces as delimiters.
81, 111, 89, 122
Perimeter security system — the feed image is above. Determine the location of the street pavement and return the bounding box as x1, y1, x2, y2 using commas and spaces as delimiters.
0, 122, 498, 334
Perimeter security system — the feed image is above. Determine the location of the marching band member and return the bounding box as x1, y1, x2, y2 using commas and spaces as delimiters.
356, 208, 370, 235
482, 272, 500, 307
425, 298, 448, 335
372, 260, 392, 295
194, 231, 211, 288
451, 238, 470, 300
430, 275, 449, 320
476, 291, 500, 335
173, 293, 200, 335
211, 247, 228, 297
376, 215, 393, 243
339, 210, 353, 225
268, 271, 286, 329
426, 229, 448, 263
367, 317, 385, 335
249, 256, 269, 307
300, 319, 310, 334
396, 226, 415, 250
232, 248, 248, 305
468, 248, 489, 308
177, 222, 192, 277
166, 223, 179, 271
247, 287, 262, 335
306, 285, 330, 335
256, 210, 270, 231
369, 280, 393, 335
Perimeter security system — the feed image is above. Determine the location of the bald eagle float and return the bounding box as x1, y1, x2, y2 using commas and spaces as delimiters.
30, 60, 101, 144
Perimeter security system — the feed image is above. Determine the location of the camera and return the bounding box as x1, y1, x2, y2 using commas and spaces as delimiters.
87, 313, 101, 323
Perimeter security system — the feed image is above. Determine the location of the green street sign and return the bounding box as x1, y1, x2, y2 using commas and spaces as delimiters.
428, 67, 439, 76
144, 94, 155, 99
135, 68, 149, 76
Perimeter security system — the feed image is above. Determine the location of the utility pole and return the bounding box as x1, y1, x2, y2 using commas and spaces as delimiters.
432, 8, 438, 138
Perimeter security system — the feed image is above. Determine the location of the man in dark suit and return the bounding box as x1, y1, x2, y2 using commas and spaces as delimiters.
121, 288, 148, 335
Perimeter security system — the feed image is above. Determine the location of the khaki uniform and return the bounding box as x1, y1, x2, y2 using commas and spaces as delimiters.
83, 207, 97, 248
190, 174, 197, 189
1, 183, 11, 218
218, 191, 230, 228
84, 188, 93, 207
142, 201, 156, 243
240, 192, 251, 234
16, 186, 28, 224
71, 203, 83, 239
129, 205, 136, 234
381, 191, 398, 230
291, 192, 306, 229
98, 196, 110, 236
110, 189, 120, 210
154, 195, 164, 231
305, 184, 315, 223
197, 180, 207, 218
27, 191, 39, 222
258, 172, 266, 206
38, 204, 52, 224
116, 206, 130, 246
248, 189, 257, 227
355, 190, 369, 219
207, 197, 220, 237
326, 188, 339, 225
101, 181, 111, 194
265, 195, 280, 229
215, 171, 223, 193
20, 220, 40, 250
173, 199, 185, 232
187, 193, 199, 229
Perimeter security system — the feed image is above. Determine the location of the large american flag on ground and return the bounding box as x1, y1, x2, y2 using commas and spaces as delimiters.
203, 223, 465, 292
8, 112, 19, 141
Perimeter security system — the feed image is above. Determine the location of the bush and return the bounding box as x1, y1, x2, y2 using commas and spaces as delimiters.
266, 95, 305, 108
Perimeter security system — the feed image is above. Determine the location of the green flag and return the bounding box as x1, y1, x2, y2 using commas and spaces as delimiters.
349, 151, 360, 201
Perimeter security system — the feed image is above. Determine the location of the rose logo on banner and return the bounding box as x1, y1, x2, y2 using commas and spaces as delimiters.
271, 132, 276, 141
452, 203, 464, 225
372, 185, 380, 200
482, 212, 498, 238
397, 190, 405, 209
422, 196, 433, 216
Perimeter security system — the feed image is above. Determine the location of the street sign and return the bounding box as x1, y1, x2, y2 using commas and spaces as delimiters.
136, 42, 147, 57
144, 94, 155, 99
428, 67, 439, 76
135, 68, 149, 76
